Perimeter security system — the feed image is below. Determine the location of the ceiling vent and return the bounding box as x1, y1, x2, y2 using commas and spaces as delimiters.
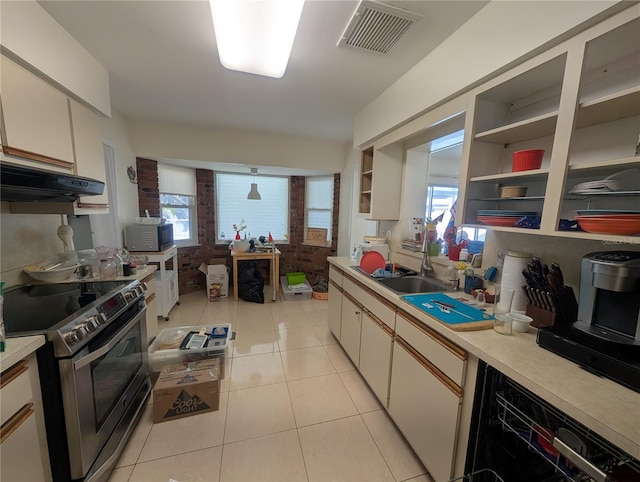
338, 1, 423, 54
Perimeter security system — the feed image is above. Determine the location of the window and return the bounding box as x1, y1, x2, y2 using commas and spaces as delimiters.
158, 163, 197, 246
305, 176, 333, 245
216, 173, 289, 242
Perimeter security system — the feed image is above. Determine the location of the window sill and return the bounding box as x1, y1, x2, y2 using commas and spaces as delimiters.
174, 242, 201, 249
302, 243, 331, 248
397, 249, 452, 266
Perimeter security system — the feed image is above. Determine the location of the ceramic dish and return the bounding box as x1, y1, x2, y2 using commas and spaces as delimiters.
575, 209, 640, 216
575, 216, 640, 235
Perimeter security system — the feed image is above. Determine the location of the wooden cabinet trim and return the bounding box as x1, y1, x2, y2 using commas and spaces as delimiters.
142, 273, 155, 284
0, 403, 34, 443
76, 202, 109, 209
329, 279, 343, 292
146, 292, 157, 304
396, 336, 462, 398
0, 360, 28, 389
2, 146, 74, 169
343, 291, 361, 308
397, 310, 467, 361
364, 310, 393, 337
343, 273, 398, 313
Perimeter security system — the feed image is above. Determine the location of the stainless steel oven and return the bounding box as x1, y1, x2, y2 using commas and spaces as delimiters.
4, 280, 151, 482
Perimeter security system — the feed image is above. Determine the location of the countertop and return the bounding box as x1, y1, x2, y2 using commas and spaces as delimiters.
0, 265, 157, 371
0, 335, 45, 370
329, 257, 640, 460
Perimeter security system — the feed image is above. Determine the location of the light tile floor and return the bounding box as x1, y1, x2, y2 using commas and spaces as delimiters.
109, 289, 430, 482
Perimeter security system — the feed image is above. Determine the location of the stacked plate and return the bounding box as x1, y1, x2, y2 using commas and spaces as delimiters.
477, 210, 540, 227
574, 210, 640, 235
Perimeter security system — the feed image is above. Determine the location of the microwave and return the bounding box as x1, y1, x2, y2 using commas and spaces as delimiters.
125, 223, 174, 251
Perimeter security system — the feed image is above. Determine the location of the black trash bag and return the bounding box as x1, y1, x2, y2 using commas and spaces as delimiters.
237, 261, 265, 303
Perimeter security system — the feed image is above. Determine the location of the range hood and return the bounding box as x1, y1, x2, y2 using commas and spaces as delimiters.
1, 162, 104, 202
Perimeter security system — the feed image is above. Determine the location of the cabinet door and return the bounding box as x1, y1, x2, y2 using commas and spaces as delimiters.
389, 336, 462, 482
69, 99, 109, 208
359, 311, 393, 407
0, 406, 47, 482
327, 280, 342, 340
340, 293, 362, 366
0, 55, 74, 169
145, 294, 158, 345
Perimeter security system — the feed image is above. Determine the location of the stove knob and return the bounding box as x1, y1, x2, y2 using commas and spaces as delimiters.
64, 328, 85, 345
96, 312, 108, 325
140, 281, 148, 291
84, 316, 100, 333
124, 291, 135, 302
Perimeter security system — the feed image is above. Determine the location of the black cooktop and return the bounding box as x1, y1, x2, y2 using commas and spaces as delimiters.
3, 281, 128, 337
537, 324, 640, 393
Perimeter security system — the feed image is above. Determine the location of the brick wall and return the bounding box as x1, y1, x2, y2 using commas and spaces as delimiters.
135, 159, 340, 296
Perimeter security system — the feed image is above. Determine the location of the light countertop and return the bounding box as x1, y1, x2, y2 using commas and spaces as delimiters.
0, 335, 45, 370
329, 257, 640, 460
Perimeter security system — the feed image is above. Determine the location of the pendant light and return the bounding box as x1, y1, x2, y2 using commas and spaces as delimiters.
247, 168, 261, 200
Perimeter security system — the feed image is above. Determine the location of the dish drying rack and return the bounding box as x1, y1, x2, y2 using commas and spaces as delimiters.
353, 265, 417, 279
495, 380, 639, 481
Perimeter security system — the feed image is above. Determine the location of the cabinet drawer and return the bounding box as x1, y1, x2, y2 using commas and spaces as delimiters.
343, 276, 396, 329
0, 361, 33, 426
396, 311, 466, 386
1, 404, 47, 482
329, 266, 343, 286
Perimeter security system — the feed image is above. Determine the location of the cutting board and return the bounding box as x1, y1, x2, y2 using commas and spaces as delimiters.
400, 293, 495, 331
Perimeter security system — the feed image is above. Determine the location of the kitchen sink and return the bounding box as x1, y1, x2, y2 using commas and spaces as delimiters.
377, 275, 449, 294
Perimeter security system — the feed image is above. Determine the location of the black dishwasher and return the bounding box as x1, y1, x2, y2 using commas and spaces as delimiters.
464, 362, 640, 482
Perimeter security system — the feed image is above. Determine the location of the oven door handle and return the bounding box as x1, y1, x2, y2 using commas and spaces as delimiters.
73, 309, 145, 371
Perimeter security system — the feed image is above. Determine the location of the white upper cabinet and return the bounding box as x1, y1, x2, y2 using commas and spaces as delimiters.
1, 55, 74, 171
460, 6, 640, 243
70, 99, 109, 209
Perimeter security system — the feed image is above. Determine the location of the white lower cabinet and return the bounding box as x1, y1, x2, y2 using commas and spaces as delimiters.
359, 310, 393, 407
340, 293, 362, 366
389, 336, 463, 482
155, 270, 178, 320
327, 279, 342, 340
0, 355, 51, 481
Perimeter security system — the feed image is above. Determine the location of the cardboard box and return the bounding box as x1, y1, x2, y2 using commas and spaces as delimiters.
198, 260, 229, 299
153, 359, 220, 423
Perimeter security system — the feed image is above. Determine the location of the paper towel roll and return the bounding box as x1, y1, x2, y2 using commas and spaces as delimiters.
502, 251, 531, 312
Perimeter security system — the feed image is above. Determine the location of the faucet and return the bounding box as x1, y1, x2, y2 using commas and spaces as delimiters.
420, 234, 434, 277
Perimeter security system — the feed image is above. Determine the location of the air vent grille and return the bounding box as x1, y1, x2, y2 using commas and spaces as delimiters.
338, 1, 422, 54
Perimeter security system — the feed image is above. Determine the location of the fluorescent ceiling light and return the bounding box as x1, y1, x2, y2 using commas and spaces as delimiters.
209, 0, 305, 78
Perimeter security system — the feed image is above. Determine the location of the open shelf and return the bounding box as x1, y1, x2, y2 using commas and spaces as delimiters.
470, 168, 550, 183
576, 85, 640, 129
469, 196, 545, 202
568, 156, 640, 175
475, 112, 558, 144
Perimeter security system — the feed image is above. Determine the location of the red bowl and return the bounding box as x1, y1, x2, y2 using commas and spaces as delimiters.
513, 149, 544, 172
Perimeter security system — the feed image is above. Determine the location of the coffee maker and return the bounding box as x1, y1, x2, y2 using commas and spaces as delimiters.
574, 251, 640, 346
537, 250, 640, 393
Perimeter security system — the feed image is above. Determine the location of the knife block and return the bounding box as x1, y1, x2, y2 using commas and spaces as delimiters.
526, 287, 578, 329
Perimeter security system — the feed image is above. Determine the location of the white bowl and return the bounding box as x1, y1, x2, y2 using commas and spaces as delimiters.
24, 253, 80, 282
508, 312, 533, 332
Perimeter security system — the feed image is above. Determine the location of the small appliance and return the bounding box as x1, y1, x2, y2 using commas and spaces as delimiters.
125, 223, 173, 251
537, 250, 640, 393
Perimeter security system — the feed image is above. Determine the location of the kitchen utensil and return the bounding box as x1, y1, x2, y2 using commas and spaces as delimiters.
359, 250, 386, 274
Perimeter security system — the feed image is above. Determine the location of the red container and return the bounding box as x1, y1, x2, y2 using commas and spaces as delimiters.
448, 245, 461, 261
512, 149, 544, 172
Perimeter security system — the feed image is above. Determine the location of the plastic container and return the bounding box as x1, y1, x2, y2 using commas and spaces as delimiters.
508, 313, 533, 332
512, 149, 544, 172
459, 248, 469, 262
280, 276, 312, 300
285, 272, 306, 286
149, 323, 233, 379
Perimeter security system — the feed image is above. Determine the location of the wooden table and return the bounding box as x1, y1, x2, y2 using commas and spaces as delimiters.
232, 248, 281, 301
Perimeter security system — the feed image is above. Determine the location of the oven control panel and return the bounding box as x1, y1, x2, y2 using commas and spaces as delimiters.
97, 292, 127, 319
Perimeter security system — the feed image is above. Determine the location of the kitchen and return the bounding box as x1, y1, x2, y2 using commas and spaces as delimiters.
1, 1, 640, 481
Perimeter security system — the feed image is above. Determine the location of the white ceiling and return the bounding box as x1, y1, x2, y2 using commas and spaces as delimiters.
39, 0, 488, 147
